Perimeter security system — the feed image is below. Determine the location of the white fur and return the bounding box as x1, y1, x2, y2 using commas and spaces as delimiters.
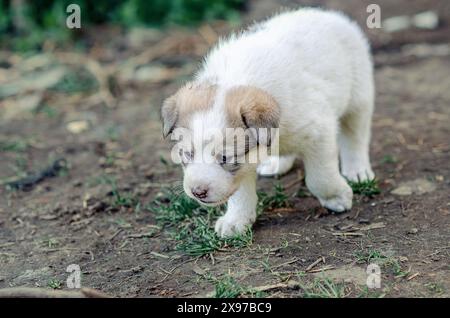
214, 171, 257, 237
183, 8, 375, 237
257, 155, 296, 176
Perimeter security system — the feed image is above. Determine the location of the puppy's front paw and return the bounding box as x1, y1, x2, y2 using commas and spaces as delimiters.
214, 215, 253, 238
319, 186, 353, 213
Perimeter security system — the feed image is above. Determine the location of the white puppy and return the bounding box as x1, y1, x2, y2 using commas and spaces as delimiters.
162, 8, 375, 238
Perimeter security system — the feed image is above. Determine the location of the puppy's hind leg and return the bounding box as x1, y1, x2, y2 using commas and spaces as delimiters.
257, 155, 296, 177
303, 123, 353, 212
339, 99, 375, 182
339, 56, 375, 182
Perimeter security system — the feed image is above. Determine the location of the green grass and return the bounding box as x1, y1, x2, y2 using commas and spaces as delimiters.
42, 237, 59, 248
425, 283, 445, 295
384, 258, 409, 278
214, 275, 243, 298
108, 178, 138, 207
355, 249, 408, 278
354, 249, 387, 264
47, 279, 62, 289
106, 126, 120, 142
176, 216, 253, 256
114, 218, 133, 229
149, 190, 253, 256
149, 182, 291, 256
296, 188, 311, 198
100, 176, 141, 210
153, 190, 201, 225
348, 179, 380, 197
7, 154, 28, 179
0, 140, 28, 152
33, 104, 58, 118
260, 255, 272, 272
358, 286, 385, 298
86, 175, 140, 212
258, 183, 290, 213
381, 154, 397, 164
204, 274, 265, 298
300, 278, 347, 298
50, 67, 99, 94
111, 190, 139, 208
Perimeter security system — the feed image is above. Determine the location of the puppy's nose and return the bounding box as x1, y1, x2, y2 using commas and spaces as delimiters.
192, 186, 208, 199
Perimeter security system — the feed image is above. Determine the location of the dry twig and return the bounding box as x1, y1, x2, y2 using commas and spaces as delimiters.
306, 257, 325, 272
0, 287, 112, 298
252, 280, 301, 292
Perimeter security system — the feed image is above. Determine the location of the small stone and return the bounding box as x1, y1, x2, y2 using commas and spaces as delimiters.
391, 178, 436, 196
407, 228, 419, 235
412, 11, 439, 30
383, 15, 411, 32
403, 44, 450, 58
1, 93, 43, 120
72, 179, 83, 187
392, 185, 413, 196
430, 255, 440, 262
358, 218, 371, 224
67, 120, 89, 134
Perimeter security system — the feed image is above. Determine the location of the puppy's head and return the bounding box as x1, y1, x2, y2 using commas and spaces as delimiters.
162, 83, 279, 206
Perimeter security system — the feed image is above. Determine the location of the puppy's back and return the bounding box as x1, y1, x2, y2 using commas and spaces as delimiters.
198, 8, 369, 90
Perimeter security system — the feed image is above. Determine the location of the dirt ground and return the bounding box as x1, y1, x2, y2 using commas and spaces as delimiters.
0, 0, 449, 298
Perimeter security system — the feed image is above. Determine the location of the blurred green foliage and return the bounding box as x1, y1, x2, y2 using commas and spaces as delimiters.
0, 0, 245, 50
50, 66, 99, 93
0, 0, 244, 30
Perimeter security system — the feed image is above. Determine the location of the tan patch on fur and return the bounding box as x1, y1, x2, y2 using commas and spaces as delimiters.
162, 82, 216, 137
225, 86, 280, 129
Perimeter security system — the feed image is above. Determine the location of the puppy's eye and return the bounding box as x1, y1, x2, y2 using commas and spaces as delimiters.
219, 155, 227, 165
184, 151, 193, 161
219, 155, 241, 173
179, 148, 193, 164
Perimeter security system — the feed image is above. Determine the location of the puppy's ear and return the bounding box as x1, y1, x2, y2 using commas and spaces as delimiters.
226, 86, 280, 146
161, 94, 178, 138
161, 82, 217, 138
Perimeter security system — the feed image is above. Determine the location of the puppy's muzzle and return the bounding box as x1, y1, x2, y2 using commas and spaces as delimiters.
191, 185, 209, 200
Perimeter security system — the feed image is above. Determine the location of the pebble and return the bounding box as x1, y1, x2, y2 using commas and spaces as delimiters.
407, 228, 419, 235
67, 120, 89, 134
412, 11, 439, 30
